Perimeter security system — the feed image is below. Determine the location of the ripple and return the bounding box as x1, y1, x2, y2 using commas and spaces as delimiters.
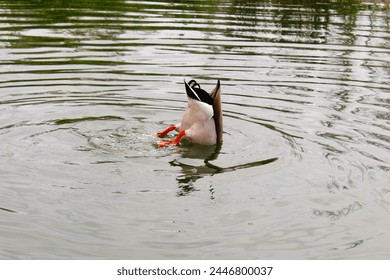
1, 0, 389, 259
0, 207, 17, 213
313, 201, 365, 221
85, 123, 163, 157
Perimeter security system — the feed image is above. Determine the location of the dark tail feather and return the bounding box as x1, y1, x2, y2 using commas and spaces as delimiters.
210, 80, 223, 143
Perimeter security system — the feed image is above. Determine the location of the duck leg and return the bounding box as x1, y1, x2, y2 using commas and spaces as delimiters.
156, 125, 177, 138
157, 130, 186, 147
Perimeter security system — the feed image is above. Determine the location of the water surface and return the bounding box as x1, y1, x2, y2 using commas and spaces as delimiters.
0, 0, 389, 259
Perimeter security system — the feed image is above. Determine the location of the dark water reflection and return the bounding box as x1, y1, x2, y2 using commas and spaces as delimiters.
0, 0, 389, 259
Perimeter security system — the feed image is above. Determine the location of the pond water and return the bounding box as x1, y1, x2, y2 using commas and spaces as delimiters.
0, 0, 389, 259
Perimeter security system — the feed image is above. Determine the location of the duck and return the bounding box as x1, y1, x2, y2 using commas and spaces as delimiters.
157, 79, 223, 147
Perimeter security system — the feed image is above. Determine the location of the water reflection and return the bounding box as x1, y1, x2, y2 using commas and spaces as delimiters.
171, 143, 278, 197
3, 0, 128, 48
2, 0, 388, 50
170, 143, 222, 197
222, 0, 387, 44
0, 0, 389, 259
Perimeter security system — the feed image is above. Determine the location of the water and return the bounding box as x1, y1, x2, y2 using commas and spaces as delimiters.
0, 0, 389, 259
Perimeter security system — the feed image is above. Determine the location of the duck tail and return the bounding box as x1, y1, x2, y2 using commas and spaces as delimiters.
210, 80, 223, 143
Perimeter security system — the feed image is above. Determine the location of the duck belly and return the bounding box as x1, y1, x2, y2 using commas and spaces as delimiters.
179, 99, 217, 145
186, 120, 217, 145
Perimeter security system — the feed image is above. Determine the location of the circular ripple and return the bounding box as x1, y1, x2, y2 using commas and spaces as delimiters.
204, 115, 293, 170
83, 121, 170, 158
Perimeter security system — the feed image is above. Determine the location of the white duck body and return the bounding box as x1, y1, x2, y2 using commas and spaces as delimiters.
177, 97, 216, 145
156, 79, 222, 147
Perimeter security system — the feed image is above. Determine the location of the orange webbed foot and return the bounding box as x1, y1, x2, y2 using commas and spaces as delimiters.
156, 125, 176, 138
156, 130, 186, 148
157, 139, 175, 147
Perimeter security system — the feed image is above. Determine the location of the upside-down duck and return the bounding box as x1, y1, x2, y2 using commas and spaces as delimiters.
157, 79, 223, 147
